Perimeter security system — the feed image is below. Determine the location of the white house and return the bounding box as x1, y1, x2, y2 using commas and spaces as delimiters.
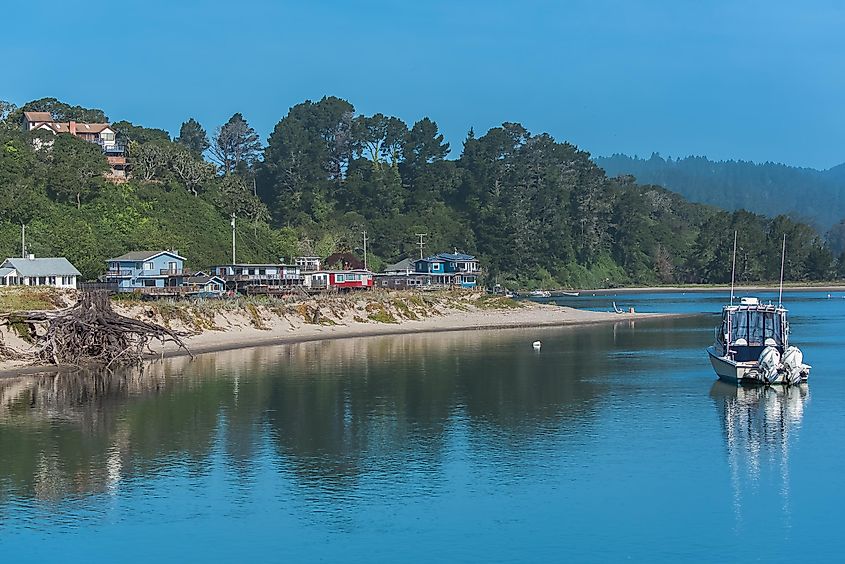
0, 256, 80, 288
295, 256, 322, 272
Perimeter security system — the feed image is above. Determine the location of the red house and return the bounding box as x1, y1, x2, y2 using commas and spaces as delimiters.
305, 270, 374, 290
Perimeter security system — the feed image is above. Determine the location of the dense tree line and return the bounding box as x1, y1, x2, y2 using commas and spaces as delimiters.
0, 97, 838, 286
596, 153, 845, 231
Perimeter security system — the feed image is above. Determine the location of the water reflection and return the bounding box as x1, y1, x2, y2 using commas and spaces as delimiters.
710, 381, 809, 530
0, 326, 630, 504
0, 317, 712, 518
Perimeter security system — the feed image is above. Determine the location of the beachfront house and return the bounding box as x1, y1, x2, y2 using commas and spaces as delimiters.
376, 258, 432, 289
23, 112, 128, 179
414, 252, 480, 288
208, 263, 302, 293
303, 270, 374, 291
183, 275, 226, 296
104, 250, 187, 292
294, 256, 322, 272
0, 255, 80, 288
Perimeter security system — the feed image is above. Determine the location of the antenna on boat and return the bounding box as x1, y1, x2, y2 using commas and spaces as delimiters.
779, 234, 786, 306
729, 230, 737, 306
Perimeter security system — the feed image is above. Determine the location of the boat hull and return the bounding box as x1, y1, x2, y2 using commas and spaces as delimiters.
706, 346, 809, 385
707, 347, 755, 384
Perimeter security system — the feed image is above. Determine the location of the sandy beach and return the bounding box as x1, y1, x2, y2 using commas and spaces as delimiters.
0, 298, 681, 377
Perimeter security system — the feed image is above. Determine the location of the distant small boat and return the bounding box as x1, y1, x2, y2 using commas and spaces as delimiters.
558, 291, 580, 297
528, 290, 551, 298
532, 341, 542, 350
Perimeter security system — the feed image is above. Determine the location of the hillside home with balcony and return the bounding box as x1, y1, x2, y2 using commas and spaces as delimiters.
104, 251, 186, 292
23, 112, 128, 178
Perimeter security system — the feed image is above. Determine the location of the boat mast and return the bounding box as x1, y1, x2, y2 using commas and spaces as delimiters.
730, 230, 737, 307
778, 234, 786, 307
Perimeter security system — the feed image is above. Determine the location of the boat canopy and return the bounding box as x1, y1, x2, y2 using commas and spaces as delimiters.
721, 304, 787, 348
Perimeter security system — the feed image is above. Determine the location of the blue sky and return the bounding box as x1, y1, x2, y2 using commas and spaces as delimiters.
3, 0, 843, 168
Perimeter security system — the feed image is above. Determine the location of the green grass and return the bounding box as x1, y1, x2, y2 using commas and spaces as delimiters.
0, 287, 66, 313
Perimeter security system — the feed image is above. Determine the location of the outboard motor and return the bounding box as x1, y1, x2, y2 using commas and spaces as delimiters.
782, 346, 807, 385
758, 346, 782, 384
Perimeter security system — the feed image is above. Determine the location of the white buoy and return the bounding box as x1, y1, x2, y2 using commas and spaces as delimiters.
532, 341, 542, 350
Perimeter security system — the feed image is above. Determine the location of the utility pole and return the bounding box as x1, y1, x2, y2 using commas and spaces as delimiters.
231, 213, 236, 264
362, 230, 368, 270
415, 233, 427, 259
20, 224, 25, 258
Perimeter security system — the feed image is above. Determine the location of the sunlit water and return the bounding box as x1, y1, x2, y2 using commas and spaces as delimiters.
0, 291, 843, 562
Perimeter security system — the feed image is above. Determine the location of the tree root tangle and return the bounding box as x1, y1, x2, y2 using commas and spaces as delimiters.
0, 290, 192, 368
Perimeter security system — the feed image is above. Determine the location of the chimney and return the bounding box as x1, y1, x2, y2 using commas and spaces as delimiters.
69, 121, 77, 135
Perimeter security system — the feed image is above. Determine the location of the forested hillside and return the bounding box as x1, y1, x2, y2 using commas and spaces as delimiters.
0, 97, 838, 288
596, 153, 845, 231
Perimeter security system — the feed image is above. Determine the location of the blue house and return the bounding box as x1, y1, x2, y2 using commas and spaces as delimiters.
414, 252, 480, 288
105, 250, 187, 292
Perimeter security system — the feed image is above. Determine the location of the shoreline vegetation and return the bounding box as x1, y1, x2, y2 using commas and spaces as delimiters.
2, 282, 840, 377
0, 288, 682, 377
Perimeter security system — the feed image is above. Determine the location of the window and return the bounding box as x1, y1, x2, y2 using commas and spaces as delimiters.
144, 279, 157, 287
336, 274, 345, 283
49, 276, 56, 285
39, 277, 47, 285
259, 269, 266, 275
143, 262, 154, 271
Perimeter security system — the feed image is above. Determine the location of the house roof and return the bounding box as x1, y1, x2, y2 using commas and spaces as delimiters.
310, 269, 373, 275
1, 257, 80, 277
0, 267, 13, 278
416, 257, 445, 264
109, 250, 186, 262
186, 275, 224, 285
53, 122, 113, 134
23, 111, 53, 122
435, 252, 477, 261
211, 263, 297, 268
384, 258, 415, 272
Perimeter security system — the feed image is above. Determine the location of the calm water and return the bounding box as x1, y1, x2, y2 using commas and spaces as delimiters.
1, 291, 843, 562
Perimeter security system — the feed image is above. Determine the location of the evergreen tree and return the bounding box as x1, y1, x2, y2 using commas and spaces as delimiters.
176, 118, 210, 156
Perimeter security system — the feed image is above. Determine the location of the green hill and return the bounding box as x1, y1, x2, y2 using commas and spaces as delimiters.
0, 97, 838, 287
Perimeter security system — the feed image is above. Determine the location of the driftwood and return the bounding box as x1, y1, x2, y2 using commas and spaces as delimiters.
0, 290, 191, 368
0, 331, 26, 361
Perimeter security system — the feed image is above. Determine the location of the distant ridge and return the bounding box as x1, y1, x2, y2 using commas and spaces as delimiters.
595, 154, 845, 230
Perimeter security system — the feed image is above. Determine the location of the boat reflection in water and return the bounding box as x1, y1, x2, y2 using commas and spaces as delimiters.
710, 381, 809, 529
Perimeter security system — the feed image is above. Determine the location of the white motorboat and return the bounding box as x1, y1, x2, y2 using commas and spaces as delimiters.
528, 290, 551, 298
706, 297, 810, 385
